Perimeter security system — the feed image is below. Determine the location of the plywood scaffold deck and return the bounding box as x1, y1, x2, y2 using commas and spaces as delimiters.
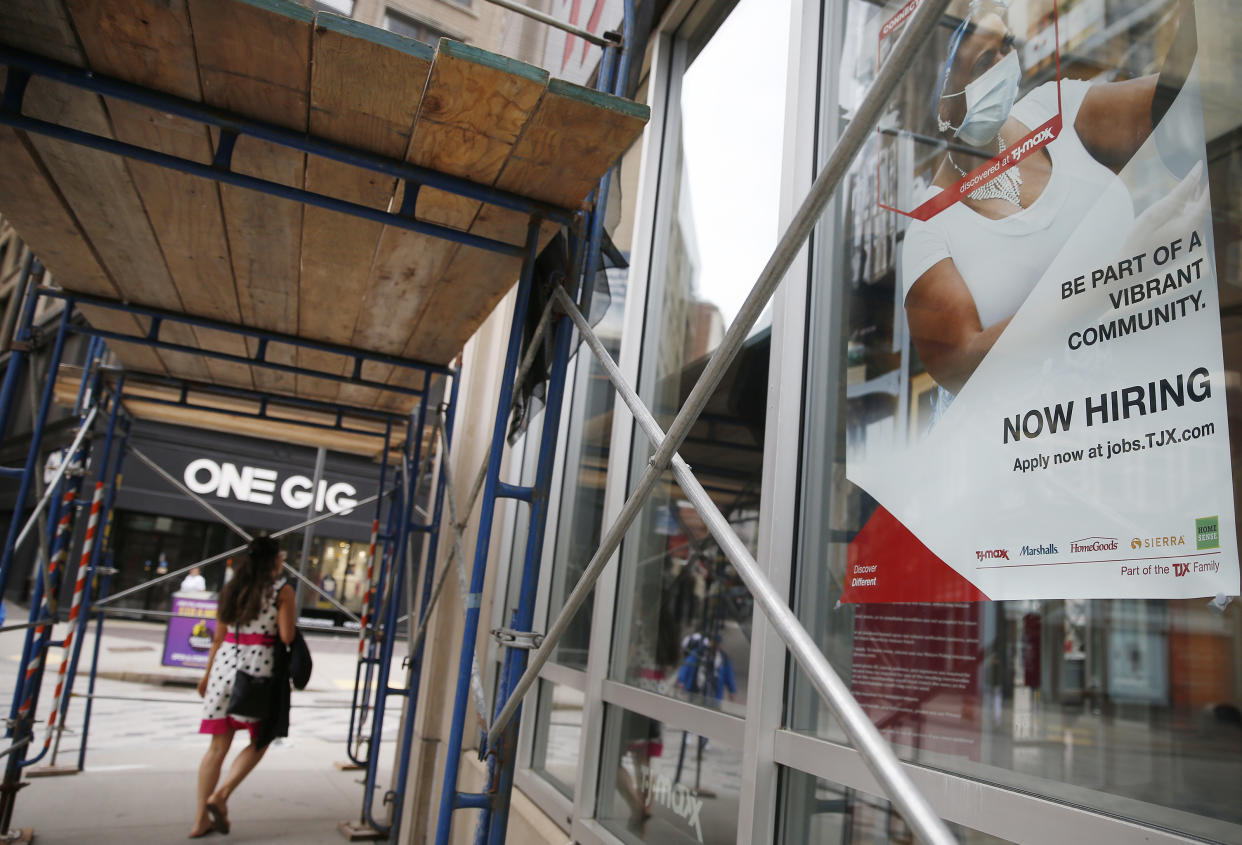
0, 0, 649, 422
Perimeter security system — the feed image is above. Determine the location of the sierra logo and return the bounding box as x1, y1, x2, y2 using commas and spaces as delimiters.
1070, 537, 1118, 553
1020, 543, 1057, 556
975, 549, 1009, 562
1130, 535, 1186, 550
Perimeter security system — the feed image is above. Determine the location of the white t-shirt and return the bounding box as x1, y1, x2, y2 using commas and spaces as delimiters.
901, 80, 1133, 328
179, 573, 207, 592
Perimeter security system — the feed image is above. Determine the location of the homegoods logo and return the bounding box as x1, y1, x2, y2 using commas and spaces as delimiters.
1070, 537, 1118, 553
183, 458, 358, 514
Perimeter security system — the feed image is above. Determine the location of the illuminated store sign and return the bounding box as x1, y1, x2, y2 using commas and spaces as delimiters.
182, 457, 359, 514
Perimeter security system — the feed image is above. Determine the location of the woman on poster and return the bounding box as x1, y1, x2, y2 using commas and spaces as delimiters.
902, 0, 1202, 396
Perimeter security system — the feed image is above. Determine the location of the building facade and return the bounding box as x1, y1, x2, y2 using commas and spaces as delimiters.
403, 0, 1242, 843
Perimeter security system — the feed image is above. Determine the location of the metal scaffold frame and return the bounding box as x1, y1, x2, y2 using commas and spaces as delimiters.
0, 1, 963, 844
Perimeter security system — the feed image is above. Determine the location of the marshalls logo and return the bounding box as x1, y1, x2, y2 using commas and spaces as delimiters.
1020, 543, 1057, 556
1196, 516, 1220, 550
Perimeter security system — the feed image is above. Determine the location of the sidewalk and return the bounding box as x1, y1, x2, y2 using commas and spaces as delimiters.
0, 611, 405, 843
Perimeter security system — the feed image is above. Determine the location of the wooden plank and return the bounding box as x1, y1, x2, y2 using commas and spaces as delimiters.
498, 79, 649, 207
346, 40, 550, 409
64, 0, 253, 389
121, 399, 387, 457
0, 4, 211, 379
187, 0, 313, 397
0, 111, 165, 374
397, 78, 648, 373
297, 14, 434, 400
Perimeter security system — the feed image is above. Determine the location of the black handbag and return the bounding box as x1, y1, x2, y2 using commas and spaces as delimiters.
226, 625, 274, 719
227, 668, 273, 719
290, 631, 312, 690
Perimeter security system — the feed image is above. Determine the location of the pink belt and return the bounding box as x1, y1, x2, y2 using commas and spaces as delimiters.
225, 632, 276, 646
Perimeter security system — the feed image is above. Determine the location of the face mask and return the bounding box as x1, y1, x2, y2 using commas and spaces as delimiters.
940, 49, 1021, 147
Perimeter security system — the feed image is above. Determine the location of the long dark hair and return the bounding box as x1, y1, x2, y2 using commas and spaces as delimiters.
218, 536, 280, 627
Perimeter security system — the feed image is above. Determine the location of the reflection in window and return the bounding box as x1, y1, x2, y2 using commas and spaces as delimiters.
598, 705, 742, 844
610, 0, 792, 713
544, 267, 629, 670
778, 768, 1011, 844
793, 1, 1242, 842
530, 680, 582, 798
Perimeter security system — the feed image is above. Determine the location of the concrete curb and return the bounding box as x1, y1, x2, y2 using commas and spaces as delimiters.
95, 669, 199, 687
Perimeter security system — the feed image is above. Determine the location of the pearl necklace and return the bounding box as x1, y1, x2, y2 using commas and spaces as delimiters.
950, 136, 1022, 207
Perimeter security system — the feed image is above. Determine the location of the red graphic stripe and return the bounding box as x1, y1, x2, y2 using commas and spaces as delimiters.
881, 115, 1062, 221
843, 505, 989, 604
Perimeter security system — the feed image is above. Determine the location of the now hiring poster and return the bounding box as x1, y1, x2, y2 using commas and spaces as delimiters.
841, 0, 1238, 603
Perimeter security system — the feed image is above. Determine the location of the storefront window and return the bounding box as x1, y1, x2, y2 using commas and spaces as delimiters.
543, 267, 630, 671
110, 511, 241, 610
296, 535, 371, 613
791, 1, 1242, 842
597, 705, 742, 844
610, 0, 792, 712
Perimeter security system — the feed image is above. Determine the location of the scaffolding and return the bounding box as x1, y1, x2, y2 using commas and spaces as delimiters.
0, 0, 963, 844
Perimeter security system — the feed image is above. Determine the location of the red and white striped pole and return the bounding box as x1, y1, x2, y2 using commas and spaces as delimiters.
356, 518, 380, 657
44, 482, 103, 752
18, 489, 75, 722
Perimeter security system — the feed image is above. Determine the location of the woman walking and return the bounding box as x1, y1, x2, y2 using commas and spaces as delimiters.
191, 535, 295, 838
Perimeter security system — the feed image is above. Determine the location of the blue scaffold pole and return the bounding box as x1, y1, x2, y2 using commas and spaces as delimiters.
54, 377, 125, 768
387, 369, 461, 843
0, 254, 39, 443
479, 230, 585, 845
362, 395, 429, 834
347, 419, 394, 768
78, 416, 132, 772
434, 217, 542, 845
0, 304, 72, 605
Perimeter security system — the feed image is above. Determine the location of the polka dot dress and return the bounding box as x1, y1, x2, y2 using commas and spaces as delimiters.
200, 578, 286, 738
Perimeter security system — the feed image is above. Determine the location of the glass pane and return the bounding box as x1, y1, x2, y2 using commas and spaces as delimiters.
597, 705, 742, 844
545, 266, 629, 670
613, 477, 752, 712
793, 1, 1242, 842
504, 408, 545, 619
610, 0, 791, 710
530, 679, 582, 799
778, 768, 1012, 844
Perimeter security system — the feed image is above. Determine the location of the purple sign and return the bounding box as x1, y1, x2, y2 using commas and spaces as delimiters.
162, 594, 218, 669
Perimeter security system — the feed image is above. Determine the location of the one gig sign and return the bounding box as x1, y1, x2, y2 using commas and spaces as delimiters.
183, 458, 359, 515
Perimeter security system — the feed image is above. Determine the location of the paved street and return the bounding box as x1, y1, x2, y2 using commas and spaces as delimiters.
0, 611, 407, 843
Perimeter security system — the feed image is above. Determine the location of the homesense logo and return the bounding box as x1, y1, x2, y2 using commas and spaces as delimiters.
1196, 516, 1220, 551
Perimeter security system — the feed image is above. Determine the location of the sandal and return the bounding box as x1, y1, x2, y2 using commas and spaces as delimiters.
206, 800, 230, 835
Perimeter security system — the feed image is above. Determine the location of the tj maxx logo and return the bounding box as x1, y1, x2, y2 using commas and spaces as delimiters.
183, 458, 358, 514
